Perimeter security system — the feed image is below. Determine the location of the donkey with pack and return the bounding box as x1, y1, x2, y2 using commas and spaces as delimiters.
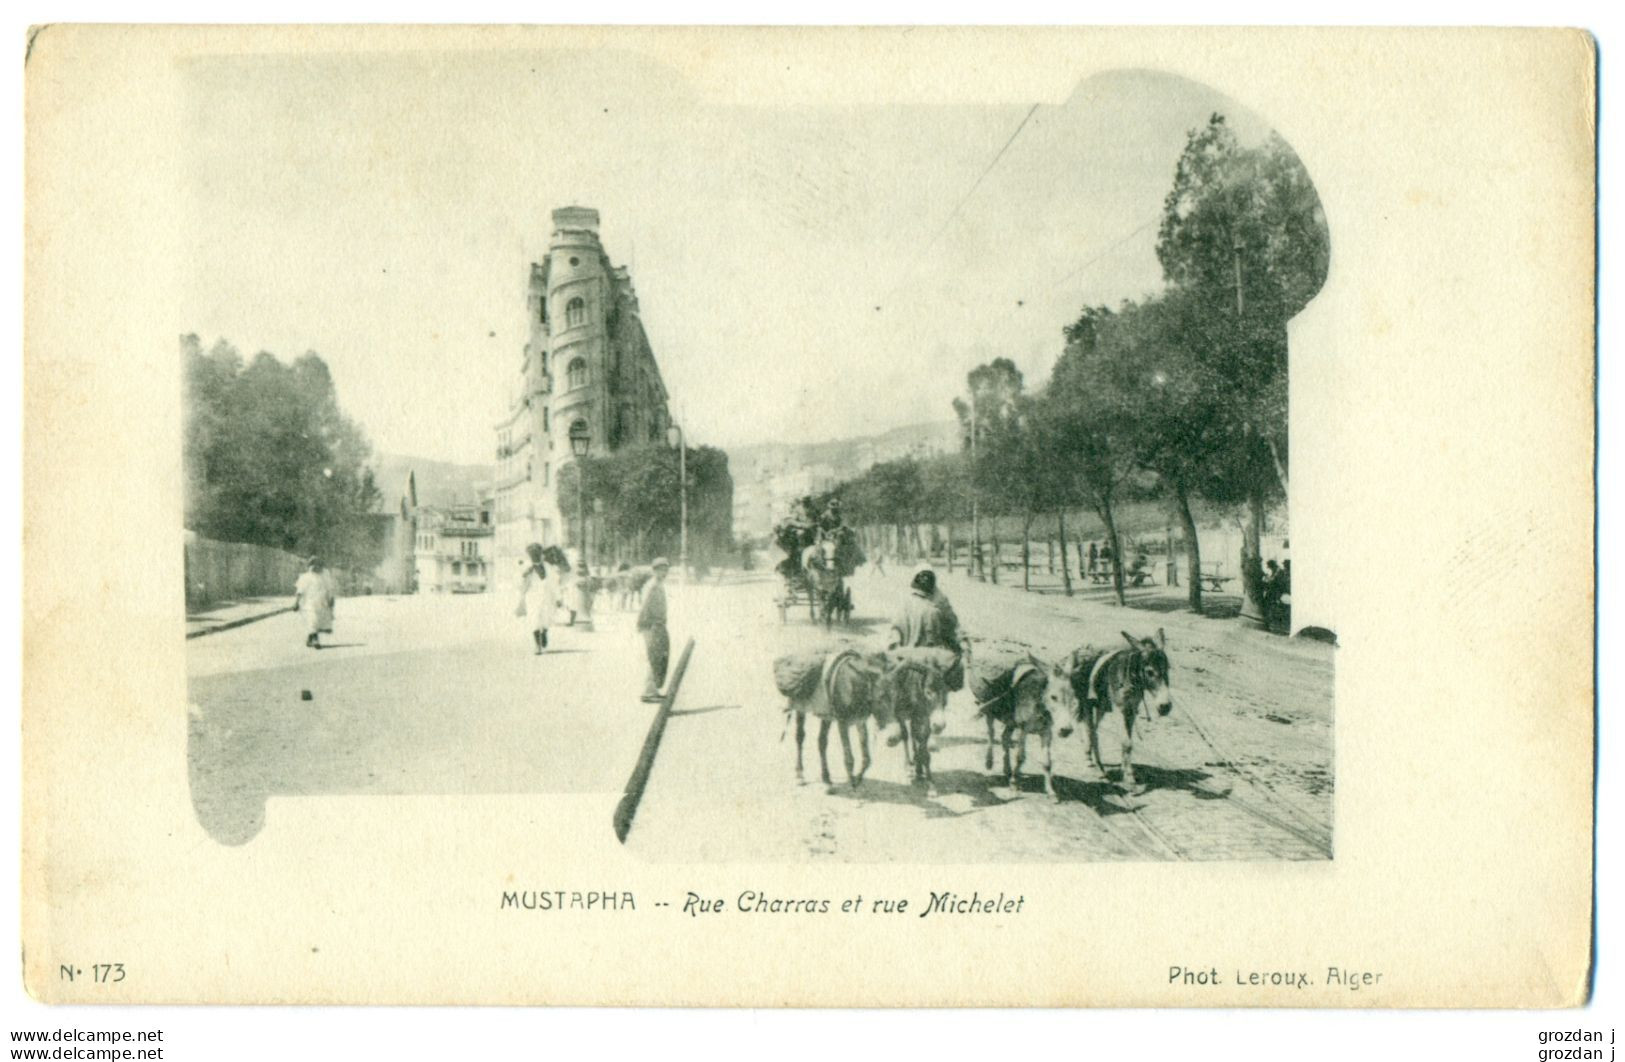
877, 646, 957, 797
774, 648, 893, 788
968, 647, 1078, 802
1062, 629, 1173, 793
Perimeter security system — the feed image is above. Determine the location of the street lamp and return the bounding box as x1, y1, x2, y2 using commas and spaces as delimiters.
568, 421, 590, 571
665, 423, 688, 584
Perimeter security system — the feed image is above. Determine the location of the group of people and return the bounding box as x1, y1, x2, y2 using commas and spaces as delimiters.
517, 542, 674, 704
1082, 540, 1154, 585
293, 544, 673, 705
775, 500, 863, 575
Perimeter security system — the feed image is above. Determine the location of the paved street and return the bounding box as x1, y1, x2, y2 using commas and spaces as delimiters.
630, 568, 1334, 862
186, 570, 1333, 858
186, 592, 659, 845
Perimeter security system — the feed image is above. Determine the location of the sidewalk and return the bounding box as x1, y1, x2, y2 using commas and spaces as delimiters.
185, 596, 292, 639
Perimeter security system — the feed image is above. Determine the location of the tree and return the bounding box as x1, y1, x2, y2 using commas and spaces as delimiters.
182, 335, 382, 570
1075, 293, 1222, 612
1045, 306, 1142, 606
562, 443, 734, 566
917, 453, 970, 567
953, 358, 1026, 580
1155, 114, 1327, 625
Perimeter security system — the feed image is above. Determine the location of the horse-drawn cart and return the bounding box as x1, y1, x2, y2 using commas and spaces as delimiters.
772, 516, 862, 627
775, 561, 819, 624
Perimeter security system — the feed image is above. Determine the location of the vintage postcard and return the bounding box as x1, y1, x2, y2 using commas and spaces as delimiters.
22, 25, 1594, 1006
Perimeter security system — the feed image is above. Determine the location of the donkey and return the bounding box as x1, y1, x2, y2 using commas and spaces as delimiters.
787, 650, 891, 789
1065, 630, 1174, 793
879, 647, 956, 797
801, 540, 851, 629
974, 656, 1078, 802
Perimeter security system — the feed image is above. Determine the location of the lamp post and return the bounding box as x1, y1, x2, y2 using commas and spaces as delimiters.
666, 423, 689, 584
568, 421, 591, 571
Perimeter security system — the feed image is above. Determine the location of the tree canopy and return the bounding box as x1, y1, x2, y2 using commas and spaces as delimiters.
183, 335, 383, 568
559, 443, 734, 565
821, 111, 1327, 620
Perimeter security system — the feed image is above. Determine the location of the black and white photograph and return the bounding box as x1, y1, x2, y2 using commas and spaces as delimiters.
21, 24, 1594, 1013
179, 57, 1332, 862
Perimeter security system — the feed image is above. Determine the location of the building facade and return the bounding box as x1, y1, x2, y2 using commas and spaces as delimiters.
494, 207, 673, 588
767, 464, 838, 527
413, 500, 494, 593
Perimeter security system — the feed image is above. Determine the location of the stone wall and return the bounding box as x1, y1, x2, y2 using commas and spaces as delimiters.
183, 531, 307, 610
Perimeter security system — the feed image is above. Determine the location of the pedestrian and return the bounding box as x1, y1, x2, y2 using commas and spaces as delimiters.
873, 550, 887, 577
545, 547, 575, 625
574, 559, 595, 629
294, 556, 336, 649
1128, 550, 1151, 586
637, 557, 672, 703
884, 565, 965, 745
514, 543, 554, 655
1087, 541, 1098, 576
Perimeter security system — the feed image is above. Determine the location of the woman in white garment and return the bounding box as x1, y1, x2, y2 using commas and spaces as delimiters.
294, 556, 336, 649
545, 546, 575, 626
514, 543, 555, 654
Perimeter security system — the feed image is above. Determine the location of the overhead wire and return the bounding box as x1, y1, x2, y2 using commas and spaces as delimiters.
875, 102, 1042, 310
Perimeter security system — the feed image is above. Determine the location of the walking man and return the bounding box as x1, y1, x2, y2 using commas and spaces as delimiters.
638, 557, 672, 703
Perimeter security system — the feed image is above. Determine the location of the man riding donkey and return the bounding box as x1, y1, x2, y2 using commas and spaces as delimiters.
883, 566, 965, 739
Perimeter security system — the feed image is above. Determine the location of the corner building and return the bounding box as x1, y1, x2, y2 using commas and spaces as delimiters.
494, 207, 672, 588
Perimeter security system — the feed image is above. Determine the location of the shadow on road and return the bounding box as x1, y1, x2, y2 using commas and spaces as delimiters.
816, 767, 1024, 819
1124, 596, 1243, 619
669, 703, 741, 719
1044, 762, 1218, 812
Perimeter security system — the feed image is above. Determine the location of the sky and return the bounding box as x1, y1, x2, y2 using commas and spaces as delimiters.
182, 55, 1278, 465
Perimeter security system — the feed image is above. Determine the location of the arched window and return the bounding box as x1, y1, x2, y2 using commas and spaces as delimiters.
565, 297, 585, 328
566, 357, 588, 391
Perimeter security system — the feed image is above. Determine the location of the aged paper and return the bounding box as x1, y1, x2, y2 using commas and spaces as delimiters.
23, 25, 1594, 1006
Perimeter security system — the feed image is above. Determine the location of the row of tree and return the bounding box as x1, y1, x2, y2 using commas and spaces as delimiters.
183, 335, 384, 570
557, 444, 735, 570
829, 114, 1326, 622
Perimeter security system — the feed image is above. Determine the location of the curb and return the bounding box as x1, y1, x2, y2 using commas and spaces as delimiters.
613, 637, 696, 844
185, 605, 294, 640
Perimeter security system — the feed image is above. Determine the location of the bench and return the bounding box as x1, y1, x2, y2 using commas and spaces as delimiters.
1199, 565, 1234, 592
1084, 568, 1152, 587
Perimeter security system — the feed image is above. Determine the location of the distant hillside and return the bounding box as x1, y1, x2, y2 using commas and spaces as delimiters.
726, 420, 960, 483
371, 453, 493, 510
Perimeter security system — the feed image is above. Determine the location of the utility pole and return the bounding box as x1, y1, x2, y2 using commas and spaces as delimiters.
969, 388, 982, 580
